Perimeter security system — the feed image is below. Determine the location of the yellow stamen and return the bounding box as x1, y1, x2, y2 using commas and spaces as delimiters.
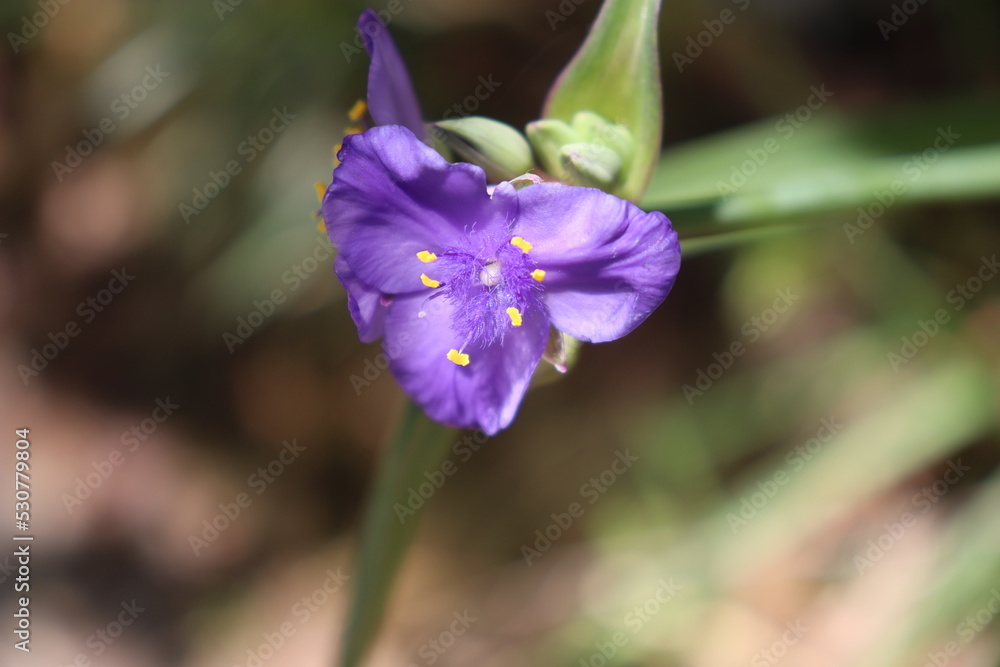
345, 124, 365, 136
420, 274, 440, 288
447, 349, 470, 366
314, 181, 326, 204
531, 269, 546, 282
416, 250, 438, 263
510, 236, 533, 253
348, 99, 368, 122
506, 307, 523, 327
333, 145, 342, 166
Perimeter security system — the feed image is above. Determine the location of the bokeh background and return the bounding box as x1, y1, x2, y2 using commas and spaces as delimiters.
2, 0, 1000, 666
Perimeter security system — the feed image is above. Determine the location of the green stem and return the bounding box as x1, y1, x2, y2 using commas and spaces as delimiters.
338, 402, 455, 667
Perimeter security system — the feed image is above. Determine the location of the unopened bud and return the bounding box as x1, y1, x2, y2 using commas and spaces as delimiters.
525, 118, 578, 182
561, 141, 623, 189
431, 117, 533, 183
571, 111, 633, 166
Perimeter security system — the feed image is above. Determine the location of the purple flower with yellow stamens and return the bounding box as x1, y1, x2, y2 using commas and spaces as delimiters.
324, 125, 680, 435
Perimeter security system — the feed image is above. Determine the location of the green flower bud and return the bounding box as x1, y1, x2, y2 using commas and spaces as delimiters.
526, 112, 634, 189
430, 117, 533, 183
541, 0, 663, 201
561, 142, 623, 190
525, 118, 579, 182
571, 111, 634, 166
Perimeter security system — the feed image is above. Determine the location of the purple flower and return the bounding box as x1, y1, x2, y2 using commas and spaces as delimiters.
324, 126, 680, 435
356, 9, 426, 141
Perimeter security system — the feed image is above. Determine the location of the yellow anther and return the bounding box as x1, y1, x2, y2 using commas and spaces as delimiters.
314, 181, 326, 204
345, 124, 365, 136
348, 99, 368, 122
420, 274, 440, 289
416, 250, 438, 263
506, 307, 523, 327
531, 269, 546, 282
332, 145, 342, 166
447, 349, 470, 366
510, 236, 533, 253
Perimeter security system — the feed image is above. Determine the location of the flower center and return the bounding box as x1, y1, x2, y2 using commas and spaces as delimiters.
479, 260, 503, 287
415, 234, 546, 365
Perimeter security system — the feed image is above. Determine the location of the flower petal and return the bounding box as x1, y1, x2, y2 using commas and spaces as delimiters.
334, 254, 388, 343
514, 183, 680, 342
383, 292, 548, 435
357, 10, 427, 141
323, 126, 516, 294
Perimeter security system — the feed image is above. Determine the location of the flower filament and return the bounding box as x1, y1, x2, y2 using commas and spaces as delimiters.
417, 235, 544, 366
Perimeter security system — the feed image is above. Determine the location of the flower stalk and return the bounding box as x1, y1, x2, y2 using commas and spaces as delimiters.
338, 402, 454, 667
